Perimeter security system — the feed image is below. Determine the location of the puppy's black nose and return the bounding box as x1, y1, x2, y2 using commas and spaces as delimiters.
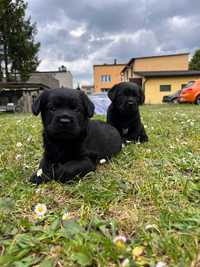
57, 115, 73, 124
127, 97, 135, 105
59, 117, 71, 123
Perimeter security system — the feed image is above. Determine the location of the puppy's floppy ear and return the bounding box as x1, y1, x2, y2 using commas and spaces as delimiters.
108, 84, 118, 102
80, 91, 95, 118
138, 87, 145, 105
32, 90, 47, 116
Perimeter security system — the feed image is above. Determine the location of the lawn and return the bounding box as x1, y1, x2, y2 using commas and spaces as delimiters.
0, 104, 200, 267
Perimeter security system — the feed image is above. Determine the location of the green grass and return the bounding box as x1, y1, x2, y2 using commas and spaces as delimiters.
1, 104, 200, 267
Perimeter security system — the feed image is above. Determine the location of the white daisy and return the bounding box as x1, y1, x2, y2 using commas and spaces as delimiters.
62, 212, 70, 221
15, 154, 22, 161
113, 235, 127, 243
34, 203, 47, 218
113, 235, 127, 249
16, 142, 22, 147
156, 262, 167, 267
35, 188, 42, 194
121, 258, 130, 267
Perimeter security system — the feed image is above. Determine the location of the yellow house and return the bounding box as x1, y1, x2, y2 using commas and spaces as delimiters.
135, 70, 200, 104
93, 61, 125, 93
120, 53, 200, 104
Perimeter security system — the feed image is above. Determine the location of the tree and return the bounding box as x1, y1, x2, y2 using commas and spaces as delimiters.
189, 49, 200, 71
0, 0, 40, 81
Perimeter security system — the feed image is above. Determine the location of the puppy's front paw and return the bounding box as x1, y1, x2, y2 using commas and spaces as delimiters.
30, 173, 43, 185
30, 168, 51, 185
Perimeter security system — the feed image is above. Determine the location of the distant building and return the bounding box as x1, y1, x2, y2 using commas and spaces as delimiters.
0, 67, 74, 112
135, 70, 200, 104
93, 59, 126, 93
28, 68, 73, 88
81, 85, 94, 95
120, 53, 200, 104
0, 82, 49, 113
93, 53, 200, 104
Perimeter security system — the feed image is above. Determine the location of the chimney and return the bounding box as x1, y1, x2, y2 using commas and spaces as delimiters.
114, 59, 117, 64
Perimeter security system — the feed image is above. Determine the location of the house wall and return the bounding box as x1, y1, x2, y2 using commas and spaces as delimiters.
123, 54, 189, 81
54, 72, 73, 88
93, 64, 125, 93
28, 73, 59, 88
145, 76, 200, 104
28, 71, 73, 89
134, 54, 188, 72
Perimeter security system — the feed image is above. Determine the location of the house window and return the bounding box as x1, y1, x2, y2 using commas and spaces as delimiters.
181, 84, 187, 89
101, 75, 112, 82
160, 85, 171, 92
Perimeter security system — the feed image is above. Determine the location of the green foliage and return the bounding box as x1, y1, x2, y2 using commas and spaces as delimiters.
189, 49, 200, 70
0, 105, 200, 266
0, 0, 40, 81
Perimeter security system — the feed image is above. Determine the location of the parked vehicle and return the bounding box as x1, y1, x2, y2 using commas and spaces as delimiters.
162, 90, 181, 103
178, 80, 200, 105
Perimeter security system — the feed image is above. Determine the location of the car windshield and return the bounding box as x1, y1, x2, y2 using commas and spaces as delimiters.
183, 81, 195, 89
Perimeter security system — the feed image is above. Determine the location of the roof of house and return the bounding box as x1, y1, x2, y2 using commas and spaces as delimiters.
0, 82, 50, 90
32, 70, 71, 74
121, 53, 190, 73
134, 70, 200, 78
93, 63, 126, 67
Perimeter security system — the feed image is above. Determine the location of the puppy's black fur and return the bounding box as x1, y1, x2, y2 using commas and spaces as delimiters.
31, 88, 122, 184
107, 82, 148, 143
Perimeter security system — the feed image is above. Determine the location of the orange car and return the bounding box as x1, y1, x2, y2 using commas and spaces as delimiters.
179, 80, 200, 104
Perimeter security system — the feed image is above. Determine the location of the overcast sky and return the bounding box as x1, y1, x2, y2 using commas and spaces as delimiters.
27, 0, 200, 87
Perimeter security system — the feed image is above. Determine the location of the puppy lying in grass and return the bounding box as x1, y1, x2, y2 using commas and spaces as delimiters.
107, 82, 148, 143
30, 88, 122, 184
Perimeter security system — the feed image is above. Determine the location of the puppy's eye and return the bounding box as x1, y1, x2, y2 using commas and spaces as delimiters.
74, 107, 81, 112
49, 106, 56, 112
75, 106, 81, 112
70, 104, 80, 111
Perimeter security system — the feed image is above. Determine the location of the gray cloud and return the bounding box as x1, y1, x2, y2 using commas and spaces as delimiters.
27, 0, 200, 85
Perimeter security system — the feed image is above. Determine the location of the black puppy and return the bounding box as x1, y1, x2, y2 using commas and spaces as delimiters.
107, 82, 148, 143
31, 88, 122, 184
